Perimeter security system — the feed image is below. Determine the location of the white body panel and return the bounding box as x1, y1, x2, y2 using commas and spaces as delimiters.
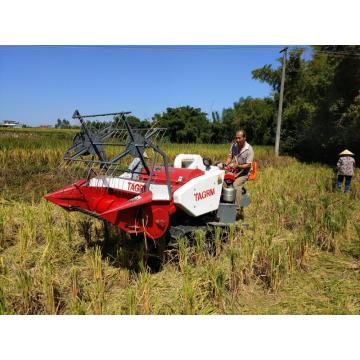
174, 154, 206, 171
88, 176, 170, 201
173, 168, 224, 217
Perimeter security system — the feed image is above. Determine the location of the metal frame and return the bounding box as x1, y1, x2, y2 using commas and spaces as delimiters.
64, 109, 172, 198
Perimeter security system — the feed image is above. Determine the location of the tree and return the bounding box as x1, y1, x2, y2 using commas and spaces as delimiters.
55, 118, 71, 129
113, 115, 151, 130
218, 97, 276, 145
233, 97, 276, 145
251, 46, 360, 163
152, 106, 210, 143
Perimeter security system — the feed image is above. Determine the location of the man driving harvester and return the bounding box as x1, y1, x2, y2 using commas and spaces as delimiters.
222, 129, 254, 220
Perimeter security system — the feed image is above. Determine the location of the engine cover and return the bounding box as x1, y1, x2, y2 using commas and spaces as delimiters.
172, 168, 224, 217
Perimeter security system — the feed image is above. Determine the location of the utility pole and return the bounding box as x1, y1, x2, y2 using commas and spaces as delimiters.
275, 47, 288, 156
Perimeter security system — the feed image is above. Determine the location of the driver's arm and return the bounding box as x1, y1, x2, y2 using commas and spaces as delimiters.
224, 154, 233, 166
224, 145, 234, 166
235, 162, 251, 170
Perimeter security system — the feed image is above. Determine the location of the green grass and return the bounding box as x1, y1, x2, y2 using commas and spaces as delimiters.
0, 128, 359, 314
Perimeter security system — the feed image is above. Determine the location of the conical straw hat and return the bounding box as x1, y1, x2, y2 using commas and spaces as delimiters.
339, 149, 354, 156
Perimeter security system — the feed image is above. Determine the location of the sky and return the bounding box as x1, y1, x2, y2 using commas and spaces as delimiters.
0, 45, 307, 126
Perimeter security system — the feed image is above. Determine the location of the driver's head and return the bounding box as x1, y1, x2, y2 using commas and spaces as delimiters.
235, 129, 246, 147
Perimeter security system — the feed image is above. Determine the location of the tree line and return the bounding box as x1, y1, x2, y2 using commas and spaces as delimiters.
252, 45, 360, 163
55, 46, 360, 163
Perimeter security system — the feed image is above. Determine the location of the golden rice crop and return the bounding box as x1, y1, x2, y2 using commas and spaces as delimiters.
0, 128, 359, 314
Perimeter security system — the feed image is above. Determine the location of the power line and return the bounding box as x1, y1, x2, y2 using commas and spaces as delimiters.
306, 48, 360, 58
314, 52, 360, 58
18, 45, 304, 53
4, 45, 360, 58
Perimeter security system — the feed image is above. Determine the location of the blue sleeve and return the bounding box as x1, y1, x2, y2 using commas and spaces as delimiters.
228, 143, 234, 156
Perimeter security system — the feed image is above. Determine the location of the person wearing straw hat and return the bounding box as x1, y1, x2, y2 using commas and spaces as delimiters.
336, 149, 355, 193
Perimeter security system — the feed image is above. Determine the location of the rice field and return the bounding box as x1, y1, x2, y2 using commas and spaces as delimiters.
0, 128, 359, 314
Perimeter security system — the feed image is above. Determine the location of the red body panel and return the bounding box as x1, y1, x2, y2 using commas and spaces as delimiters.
139, 166, 203, 186
45, 167, 204, 239
224, 173, 236, 182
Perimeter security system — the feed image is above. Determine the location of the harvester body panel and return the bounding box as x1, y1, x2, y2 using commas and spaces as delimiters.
173, 168, 224, 216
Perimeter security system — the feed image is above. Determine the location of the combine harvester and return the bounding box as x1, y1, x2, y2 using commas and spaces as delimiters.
45, 110, 254, 249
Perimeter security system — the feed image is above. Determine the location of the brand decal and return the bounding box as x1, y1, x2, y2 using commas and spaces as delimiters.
194, 188, 215, 201
127, 182, 145, 193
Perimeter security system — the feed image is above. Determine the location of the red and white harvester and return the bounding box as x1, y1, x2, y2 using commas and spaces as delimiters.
45, 110, 252, 244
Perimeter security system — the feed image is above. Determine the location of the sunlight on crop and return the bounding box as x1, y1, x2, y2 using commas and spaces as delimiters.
0, 128, 359, 314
